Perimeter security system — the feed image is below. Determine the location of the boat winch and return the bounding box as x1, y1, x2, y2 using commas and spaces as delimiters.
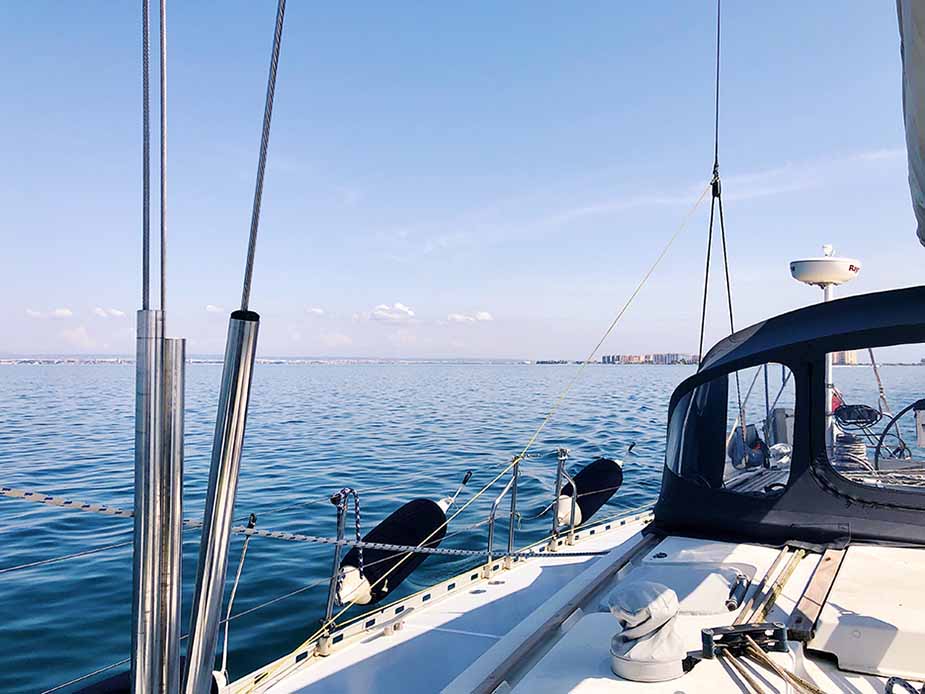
554, 457, 624, 527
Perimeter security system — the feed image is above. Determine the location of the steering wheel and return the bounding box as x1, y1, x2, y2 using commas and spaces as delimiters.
874, 399, 925, 470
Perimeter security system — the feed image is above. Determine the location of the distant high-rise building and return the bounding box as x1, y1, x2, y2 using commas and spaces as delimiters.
832, 350, 858, 366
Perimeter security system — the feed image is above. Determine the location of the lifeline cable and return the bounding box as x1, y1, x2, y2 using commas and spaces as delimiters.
40, 507, 653, 694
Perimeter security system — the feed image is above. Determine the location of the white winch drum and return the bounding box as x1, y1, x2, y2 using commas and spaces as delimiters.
608, 581, 686, 683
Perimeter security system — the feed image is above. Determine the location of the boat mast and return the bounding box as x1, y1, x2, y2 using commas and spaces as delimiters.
132, 0, 186, 691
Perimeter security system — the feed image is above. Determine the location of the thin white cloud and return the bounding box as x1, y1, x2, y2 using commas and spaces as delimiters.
25, 308, 42, 318
447, 311, 494, 323
370, 302, 415, 322
547, 147, 906, 227
94, 307, 125, 319
50, 308, 73, 319
206, 304, 224, 314
853, 147, 905, 162
307, 307, 325, 316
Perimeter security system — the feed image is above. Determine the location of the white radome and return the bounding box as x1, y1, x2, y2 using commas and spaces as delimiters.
790, 245, 861, 287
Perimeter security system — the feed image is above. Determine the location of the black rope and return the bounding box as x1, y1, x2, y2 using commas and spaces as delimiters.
718, 195, 735, 335
696, 0, 747, 460
698, 0, 723, 366
697, 194, 715, 365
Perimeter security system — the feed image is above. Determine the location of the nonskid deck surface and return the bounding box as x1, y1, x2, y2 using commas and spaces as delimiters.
231, 515, 650, 694
234, 521, 925, 694
447, 537, 925, 694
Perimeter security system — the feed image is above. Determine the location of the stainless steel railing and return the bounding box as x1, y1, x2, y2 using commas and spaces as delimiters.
485, 457, 520, 576
549, 447, 578, 550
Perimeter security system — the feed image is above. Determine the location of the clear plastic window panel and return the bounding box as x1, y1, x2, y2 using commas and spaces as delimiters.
722, 364, 795, 494
828, 347, 925, 492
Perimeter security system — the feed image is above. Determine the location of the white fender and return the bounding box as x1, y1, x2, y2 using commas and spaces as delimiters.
337, 565, 373, 605
555, 494, 583, 527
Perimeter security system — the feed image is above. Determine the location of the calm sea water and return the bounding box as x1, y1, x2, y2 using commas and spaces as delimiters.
0, 363, 680, 693
1, 362, 923, 693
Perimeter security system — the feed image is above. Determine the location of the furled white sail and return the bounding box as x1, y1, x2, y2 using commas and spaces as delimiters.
898, 0, 925, 246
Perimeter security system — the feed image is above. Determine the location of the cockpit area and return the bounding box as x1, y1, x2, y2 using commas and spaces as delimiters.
655, 285, 925, 547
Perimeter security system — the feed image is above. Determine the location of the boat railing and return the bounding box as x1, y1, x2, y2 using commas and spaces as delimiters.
1, 445, 642, 692
484, 456, 520, 577
549, 447, 578, 550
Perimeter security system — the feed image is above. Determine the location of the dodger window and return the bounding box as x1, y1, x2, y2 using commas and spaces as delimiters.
667, 363, 795, 496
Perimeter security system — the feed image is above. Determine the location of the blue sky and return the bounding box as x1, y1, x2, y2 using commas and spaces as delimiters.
0, 2, 919, 358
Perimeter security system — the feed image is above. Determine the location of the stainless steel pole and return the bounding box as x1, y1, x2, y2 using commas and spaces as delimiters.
565, 468, 578, 546
132, 309, 164, 693
161, 337, 185, 694
323, 497, 347, 625
823, 283, 835, 453
549, 448, 568, 551
551, 450, 565, 539
506, 460, 519, 556
184, 311, 260, 694
486, 513, 496, 567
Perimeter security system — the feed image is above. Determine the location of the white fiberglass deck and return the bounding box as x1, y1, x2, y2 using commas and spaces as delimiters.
232, 515, 925, 694
230, 513, 650, 694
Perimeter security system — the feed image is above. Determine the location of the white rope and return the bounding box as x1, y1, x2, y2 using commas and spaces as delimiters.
0, 486, 134, 519
0, 484, 623, 559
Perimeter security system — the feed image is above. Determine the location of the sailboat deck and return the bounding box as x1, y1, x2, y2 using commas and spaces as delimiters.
231, 513, 651, 693
233, 515, 925, 694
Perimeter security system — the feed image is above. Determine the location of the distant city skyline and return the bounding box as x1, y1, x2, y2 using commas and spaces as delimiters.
2, 3, 921, 359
